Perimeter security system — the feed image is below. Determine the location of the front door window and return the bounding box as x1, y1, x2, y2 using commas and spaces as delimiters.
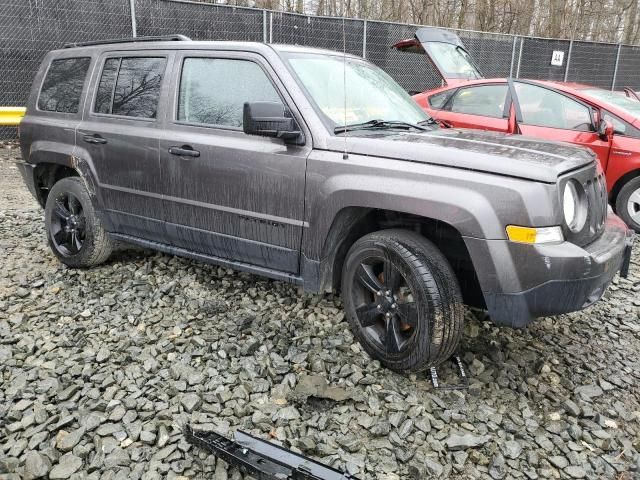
514, 82, 593, 131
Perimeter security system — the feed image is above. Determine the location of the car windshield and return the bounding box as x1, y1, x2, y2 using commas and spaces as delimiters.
282, 51, 431, 131
582, 88, 640, 119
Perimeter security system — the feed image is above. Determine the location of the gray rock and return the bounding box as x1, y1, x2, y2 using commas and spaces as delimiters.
140, 430, 156, 444
49, 453, 82, 479
424, 457, 444, 477
292, 374, 352, 402
503, 440, 522, 459
181, 393, 202, 413
156, 424, 170, 448
273, 406, 300, 421
548, 456, 569, 469
564, 465, 587, 478
336, 434, 361, 453
104, 447, 130, 468
489, 453, 506, 479
574, 384, 603, 401
56, 427, 85, 452
445, 433, 491, 450
23, 451, 51, 479
563, 399, 581, 417
96, 347, 110, 363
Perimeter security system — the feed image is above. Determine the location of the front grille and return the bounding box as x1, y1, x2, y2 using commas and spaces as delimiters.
585, 171, 607, 237
562, 165, 608, 247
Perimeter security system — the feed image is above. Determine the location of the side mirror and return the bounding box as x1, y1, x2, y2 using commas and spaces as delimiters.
597, 119, 614, 140
243, 102, 303, 144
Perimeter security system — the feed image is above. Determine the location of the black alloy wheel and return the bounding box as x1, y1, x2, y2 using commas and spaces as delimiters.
49, 192, 86, 256
350, 253, 419, 355
44, 176, 113, 268
342, 229, 464, 372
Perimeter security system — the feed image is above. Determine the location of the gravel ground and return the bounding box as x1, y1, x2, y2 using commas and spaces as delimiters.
1, 142, 639, 480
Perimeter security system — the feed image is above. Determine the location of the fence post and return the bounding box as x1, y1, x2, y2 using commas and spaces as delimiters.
611, 44, 621, 91
563, 40, 573, 82
269, 11, 273, 43
509, 35, 517, 77
129, 0, 137, 37
362, 19, 367, 58
263, 10, 267, 43
515, 37, 523, 78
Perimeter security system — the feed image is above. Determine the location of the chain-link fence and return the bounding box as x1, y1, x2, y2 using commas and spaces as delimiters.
3, 0, 640, 138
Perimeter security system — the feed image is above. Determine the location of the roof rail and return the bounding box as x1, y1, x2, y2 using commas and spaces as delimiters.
63, 34, 192, 49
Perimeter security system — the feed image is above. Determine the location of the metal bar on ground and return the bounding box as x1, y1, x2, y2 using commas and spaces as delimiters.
0, 107, 26, 126
184, 425, 359, 480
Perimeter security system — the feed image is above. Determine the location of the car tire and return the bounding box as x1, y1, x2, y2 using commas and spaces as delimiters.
44, 176, 113, 268
615, 177, 640, 233
341, 229, 464, 372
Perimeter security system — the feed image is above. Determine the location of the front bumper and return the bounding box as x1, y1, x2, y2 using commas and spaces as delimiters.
465, 213, 633, 328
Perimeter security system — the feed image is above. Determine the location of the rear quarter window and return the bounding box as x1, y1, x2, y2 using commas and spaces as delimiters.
37, 57, 91, 113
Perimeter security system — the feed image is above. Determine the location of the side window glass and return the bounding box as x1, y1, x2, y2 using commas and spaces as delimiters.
38, 57, 91, 113
603, 112, 627, 135
448, 85, 507, 118
95, 58, 119, 114
429, 90, 454, 109
515, 82, 593, 131
178, 58, 282, 128
94, 57, 166, 119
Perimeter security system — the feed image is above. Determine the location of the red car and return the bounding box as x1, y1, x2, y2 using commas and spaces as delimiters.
396, 28, 640, 231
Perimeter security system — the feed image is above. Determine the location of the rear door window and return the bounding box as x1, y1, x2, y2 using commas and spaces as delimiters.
177, 58, 282, 128
447, 84, 508, 118
38, 57, 91, 113
94, 57, 166, 119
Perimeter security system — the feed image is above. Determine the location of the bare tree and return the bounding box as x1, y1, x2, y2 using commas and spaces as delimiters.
221, 0, 640, 44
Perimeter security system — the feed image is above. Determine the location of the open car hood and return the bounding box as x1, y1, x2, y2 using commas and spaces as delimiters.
392, 27, 484, 86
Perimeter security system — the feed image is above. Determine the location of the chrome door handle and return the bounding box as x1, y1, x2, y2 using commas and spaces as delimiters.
83, 134, 107, 145
168, 145, 200, 157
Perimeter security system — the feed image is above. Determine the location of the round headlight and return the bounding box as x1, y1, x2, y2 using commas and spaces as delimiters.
563, 180, 586, 232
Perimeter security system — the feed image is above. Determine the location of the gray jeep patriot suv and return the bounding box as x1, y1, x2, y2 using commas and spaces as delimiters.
18, 35, 633, 372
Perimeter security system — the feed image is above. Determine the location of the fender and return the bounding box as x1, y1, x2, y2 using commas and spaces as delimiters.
300, 150, 560, 293
27, 140, 101, 210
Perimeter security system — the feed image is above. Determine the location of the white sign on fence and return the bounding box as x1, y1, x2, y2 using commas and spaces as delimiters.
551, 50, 565, 66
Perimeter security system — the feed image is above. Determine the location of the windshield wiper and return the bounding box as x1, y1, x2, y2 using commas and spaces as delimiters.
418, 118, 439, 126
334, 119, 429, 134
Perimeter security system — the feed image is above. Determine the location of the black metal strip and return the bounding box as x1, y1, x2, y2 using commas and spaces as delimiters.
184, 426, 360, 480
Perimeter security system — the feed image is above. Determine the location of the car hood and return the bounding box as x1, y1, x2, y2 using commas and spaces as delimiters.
329, 128, 596, 183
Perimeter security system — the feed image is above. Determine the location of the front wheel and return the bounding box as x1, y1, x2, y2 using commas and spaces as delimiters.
341, 229, 464, 372
44, 176, 113, 268
616, 177, 640, 232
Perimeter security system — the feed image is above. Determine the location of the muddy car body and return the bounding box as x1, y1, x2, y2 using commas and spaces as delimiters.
17, 36, 633, 371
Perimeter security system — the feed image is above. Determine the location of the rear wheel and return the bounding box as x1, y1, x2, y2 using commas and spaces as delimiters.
615, 177, 640, 233
341, 229, 464, 372
45, 177, 113, 268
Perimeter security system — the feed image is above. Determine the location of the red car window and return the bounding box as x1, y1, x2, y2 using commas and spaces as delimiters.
515, 82, 592, 132
448, 85, 508, 118
429, 90, 455, 109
